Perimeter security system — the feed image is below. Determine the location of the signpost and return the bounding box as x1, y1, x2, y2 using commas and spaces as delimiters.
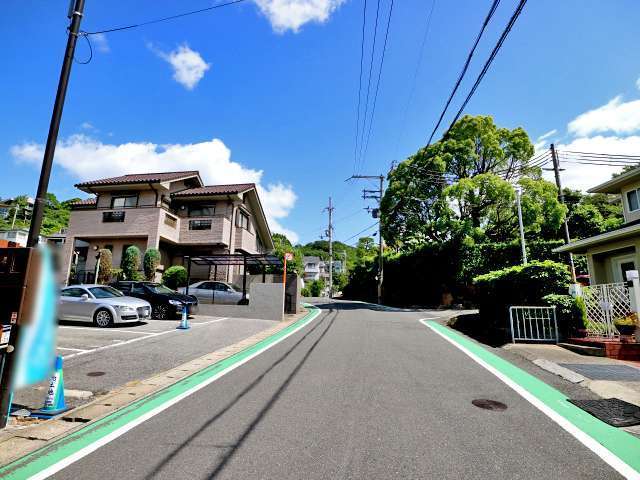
283, 253, 293, 312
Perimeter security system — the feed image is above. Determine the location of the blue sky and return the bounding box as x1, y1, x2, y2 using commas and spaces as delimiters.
2, 0, 640, 244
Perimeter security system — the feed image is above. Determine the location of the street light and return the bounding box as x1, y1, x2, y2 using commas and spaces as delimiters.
515, 186, 527, 265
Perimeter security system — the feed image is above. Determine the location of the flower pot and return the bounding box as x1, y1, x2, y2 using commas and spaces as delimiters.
616, 324, 637, 336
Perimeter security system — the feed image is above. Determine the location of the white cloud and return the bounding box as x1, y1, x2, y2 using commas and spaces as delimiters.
149, 43, 210, 90
11, 135, 297, 241
92, 33, 110, 53
80, 122, 95, 130
545, 135, 640, 192
253, 0, 346, 33
568, 95, 640, 136
537, 129, 557, 141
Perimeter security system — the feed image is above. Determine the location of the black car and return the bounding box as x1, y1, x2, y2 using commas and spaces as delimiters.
111, 281, 199, 319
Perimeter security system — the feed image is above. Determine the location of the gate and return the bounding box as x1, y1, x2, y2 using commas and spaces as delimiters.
581, 282, 630, 338
509, 306, 558, 343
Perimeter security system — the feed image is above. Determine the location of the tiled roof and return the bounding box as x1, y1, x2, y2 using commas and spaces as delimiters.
75, 171, 200, 188
69, 197, 97, 206
171, 183, 255, 197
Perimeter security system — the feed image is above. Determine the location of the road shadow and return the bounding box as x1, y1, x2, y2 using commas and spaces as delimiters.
57, 320, 151, 328
146, 309, 338, 479
310, 299, 451, 313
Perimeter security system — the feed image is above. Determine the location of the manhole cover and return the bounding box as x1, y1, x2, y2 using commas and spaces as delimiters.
87, 371, 105, 377
568, 398, 640, 427
472, 399, 507, 411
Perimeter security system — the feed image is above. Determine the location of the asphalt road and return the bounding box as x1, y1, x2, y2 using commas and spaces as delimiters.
52, 302, 621, 479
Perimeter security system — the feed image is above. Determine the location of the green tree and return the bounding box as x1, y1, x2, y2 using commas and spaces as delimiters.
162, 265, 187, 289
271, 233, 304, 275
97, 248, 112, 284
382, 115, 541, 248
355, 237, 377, 265
121, 245, 142, 280
143, 248, 161, 280
309, 279, 325, 297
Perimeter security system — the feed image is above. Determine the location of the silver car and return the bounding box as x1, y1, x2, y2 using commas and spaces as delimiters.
179, 281, 247, 304
59, 285, 152, 327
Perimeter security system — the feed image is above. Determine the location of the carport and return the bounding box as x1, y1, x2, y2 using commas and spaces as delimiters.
183, 253, 283, 304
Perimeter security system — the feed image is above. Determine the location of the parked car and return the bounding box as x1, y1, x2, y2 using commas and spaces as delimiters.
59, 285, 152, 328
110, 281, 199, 319
178, 281, 247, 304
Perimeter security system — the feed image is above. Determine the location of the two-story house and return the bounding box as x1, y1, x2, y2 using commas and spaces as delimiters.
303, 256, 321, 282
61, 171, 274, 284
555, 167, 640, 284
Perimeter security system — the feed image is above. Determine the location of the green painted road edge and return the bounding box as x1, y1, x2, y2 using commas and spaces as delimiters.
0, 305, 322, 479
425, 320, 640, 475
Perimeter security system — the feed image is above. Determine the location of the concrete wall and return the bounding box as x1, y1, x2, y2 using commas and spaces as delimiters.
198, 283, 284, 321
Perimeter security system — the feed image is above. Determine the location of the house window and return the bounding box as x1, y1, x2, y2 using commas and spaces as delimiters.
103, 211, 125, 222
104, 244, 113, 252
189, 219, 212, 230
236, 210, 250, 230
188, 204, 215, 217
627, 189, 640, 212
111, 195, 138, 209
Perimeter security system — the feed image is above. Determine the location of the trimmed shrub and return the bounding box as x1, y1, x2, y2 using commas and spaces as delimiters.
542, 294, 587, 338
121, 245, 142, 280
474, 261, 572, 341
309, 279, 325, 297
96, 248, 112, 284
162, 266, 187, 290
301, 287, 311, 297
143, 248, 161, 280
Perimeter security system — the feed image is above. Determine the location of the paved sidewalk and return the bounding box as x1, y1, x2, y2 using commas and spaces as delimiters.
503, 343, 640, 410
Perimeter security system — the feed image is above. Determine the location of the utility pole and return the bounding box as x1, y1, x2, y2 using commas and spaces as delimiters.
548, 144, 576, 282
0, 0, 86, 428
348, 174, 385, 304
515, 186, 527, 264
324, 197, 334, 298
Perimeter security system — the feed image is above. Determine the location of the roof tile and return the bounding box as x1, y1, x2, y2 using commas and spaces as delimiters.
171, 184, 255, 197
75, 171, 200, 188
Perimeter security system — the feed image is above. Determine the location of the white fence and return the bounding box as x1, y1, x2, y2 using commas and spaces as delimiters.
509, 306, 558, 343
581, 282, 628, 338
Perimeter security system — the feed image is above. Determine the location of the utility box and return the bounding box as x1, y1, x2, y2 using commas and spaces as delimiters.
0, 248, 40, 333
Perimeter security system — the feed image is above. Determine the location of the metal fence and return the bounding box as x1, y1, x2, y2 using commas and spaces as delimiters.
509, 306, 558, 343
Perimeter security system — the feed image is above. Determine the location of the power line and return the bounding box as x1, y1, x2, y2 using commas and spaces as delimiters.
442, 0, 528, 138
359, 0, 396, 171
84, 0, 249, 35
392, 0, 437, 164
353, 0, 369, 173
340, 221, 380, 243
425, 0, 501, 146
355, 0, 382, 173
561, 150, 640, 159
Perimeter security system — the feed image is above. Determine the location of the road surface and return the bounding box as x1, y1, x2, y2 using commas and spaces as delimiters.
12, 302, 635, 479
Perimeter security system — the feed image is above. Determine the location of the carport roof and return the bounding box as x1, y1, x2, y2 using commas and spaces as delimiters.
187, 253, 283, 267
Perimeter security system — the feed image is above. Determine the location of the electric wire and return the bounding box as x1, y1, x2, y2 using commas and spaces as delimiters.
353, 0, 369, 173
83, 0, 249, 35
425, 0, 501, 147
355, 0, 382, 173
360, 0, 396, 171
441, 0, 528, 140
73, 32, 93, 65
340, 222, 380, 243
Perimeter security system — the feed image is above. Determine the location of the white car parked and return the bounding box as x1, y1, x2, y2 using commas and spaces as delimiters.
179, 281, 247, 304
59, 285, 152, 327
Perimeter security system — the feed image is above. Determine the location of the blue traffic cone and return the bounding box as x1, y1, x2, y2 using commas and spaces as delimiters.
37, 356, 69, 416
176, 305, 190, 330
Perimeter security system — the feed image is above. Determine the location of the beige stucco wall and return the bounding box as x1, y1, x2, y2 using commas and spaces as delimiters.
620, 180, 640, 223
585, 237, 640, 284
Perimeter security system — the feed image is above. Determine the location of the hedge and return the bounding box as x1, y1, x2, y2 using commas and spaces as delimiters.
473, 260, 572, 341
162, 266, 187, 290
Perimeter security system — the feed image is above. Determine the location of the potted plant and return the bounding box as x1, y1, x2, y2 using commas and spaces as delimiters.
614, 313, 638, 336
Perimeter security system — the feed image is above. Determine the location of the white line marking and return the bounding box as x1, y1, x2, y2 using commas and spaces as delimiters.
56, 347, 90, 352
61, 318, 229, 360
419, 319, 640, 480
29, 309, 322, 480
59, 326, 156, 335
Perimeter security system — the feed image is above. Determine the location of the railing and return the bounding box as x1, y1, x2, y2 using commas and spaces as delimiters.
509, 306, 558, 343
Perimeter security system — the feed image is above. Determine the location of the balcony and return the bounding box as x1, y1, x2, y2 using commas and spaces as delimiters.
234, 227, 257, 253
178, 215, 231, 246
68, 207, 163, 238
